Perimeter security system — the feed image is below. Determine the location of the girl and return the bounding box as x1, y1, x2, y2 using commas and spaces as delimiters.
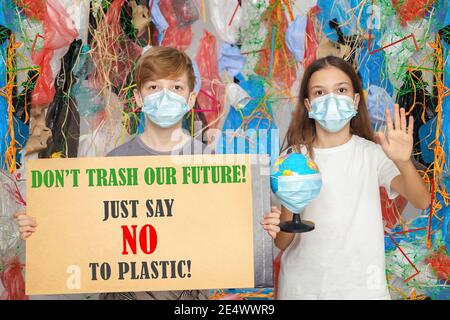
261, 56, 429, 299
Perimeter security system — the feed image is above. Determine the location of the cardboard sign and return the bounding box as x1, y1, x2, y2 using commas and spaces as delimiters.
25, 154, 272, 295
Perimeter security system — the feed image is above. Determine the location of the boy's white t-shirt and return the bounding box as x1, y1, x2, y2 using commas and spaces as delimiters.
278, 135, 400, 300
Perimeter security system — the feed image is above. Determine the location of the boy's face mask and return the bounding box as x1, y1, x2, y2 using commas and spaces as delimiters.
141, 89, 193, 128
307, 93, 358, 133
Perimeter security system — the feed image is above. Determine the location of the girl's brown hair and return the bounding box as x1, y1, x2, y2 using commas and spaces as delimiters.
284, 55, 374, 157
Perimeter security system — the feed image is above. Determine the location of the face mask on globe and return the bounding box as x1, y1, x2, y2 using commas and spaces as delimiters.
274, 174, 322, 213
308, 92, 357, 133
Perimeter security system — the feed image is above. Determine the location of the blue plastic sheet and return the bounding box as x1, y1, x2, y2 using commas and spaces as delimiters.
216, 74, 279, 164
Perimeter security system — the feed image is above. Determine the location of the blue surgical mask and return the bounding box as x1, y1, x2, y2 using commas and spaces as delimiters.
308, 93, 357, 133
274, 174, 322, 213
142, 89, 192, 128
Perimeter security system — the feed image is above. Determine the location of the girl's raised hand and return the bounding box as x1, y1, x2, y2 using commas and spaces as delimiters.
261, 207, 281, 239
376, 104, 414, 164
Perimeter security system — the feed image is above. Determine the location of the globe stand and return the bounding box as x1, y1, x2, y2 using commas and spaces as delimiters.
280, 214, 315, 233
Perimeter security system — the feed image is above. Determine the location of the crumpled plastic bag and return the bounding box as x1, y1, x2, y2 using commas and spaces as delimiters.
367, 85, 395, 131
285, 15, 307, 62
152, 0, 193, 50
208, 0, 242, 44
195, 30, 224, 126
26, 0, 79, 107
218, 43, 246, 77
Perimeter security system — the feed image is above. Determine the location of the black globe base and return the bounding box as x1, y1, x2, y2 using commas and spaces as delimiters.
280, 214, 315, 233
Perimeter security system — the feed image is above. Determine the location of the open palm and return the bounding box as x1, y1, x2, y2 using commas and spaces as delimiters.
376, 104, 414, 163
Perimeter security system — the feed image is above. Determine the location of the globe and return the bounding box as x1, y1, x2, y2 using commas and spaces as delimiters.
271, 152, 320, 193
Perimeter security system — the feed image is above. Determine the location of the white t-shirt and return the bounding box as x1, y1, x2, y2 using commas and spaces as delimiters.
278, 135, 400, 300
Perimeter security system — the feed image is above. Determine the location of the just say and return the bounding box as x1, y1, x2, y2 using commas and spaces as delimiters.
102, 199, 175, 221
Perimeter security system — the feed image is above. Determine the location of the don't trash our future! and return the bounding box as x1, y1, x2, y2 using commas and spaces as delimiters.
30, 164, 248, 188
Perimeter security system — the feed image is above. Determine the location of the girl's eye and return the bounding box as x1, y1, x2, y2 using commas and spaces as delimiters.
338, 87, 347, 93
315, 90, 323, 96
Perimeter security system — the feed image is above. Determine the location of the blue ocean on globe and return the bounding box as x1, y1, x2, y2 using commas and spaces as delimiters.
271, 152, 320, 193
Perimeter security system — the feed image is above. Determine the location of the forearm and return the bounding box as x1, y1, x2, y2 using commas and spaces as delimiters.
394, 160, 430, 209
274, 206, 295, 250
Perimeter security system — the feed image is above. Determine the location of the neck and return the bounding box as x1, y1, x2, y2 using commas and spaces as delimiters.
313, 124, 352, 148
139, 119, 189, 152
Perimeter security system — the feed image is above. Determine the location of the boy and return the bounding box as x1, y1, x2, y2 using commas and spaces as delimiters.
15, 46, 209, 300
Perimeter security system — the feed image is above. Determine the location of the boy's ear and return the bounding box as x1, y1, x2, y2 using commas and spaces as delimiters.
304, 98, 312, 112
354, 93, 360, 111
134, 89, 143, 108
188, 91, 197, 108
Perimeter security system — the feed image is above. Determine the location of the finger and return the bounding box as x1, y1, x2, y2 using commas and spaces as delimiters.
271, 206, 281, 213
376, 132, 388, 150
268, 230, 277, 239
400, 107, 407, 132
263, 224, 279, 231
264, 212, 281, 219
264, 224, 280, 234
393, 104, 400, 131
385, 108, 394, 133
19, 226, 36, 233
407, 115, 414, 135
13, 211, 26, 219
262, 218, 281, 226
17, 219, 37, 227
20, 232, 33, 240
15, 214, 34, 221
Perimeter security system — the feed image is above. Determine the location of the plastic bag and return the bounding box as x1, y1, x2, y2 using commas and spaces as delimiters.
218, 43, 246, 77
149, 0, 169, 34
217, 74, 279, 165
380, 187, 408, 229
171, 0, 199, 27
285, 15, 307, 62
367, 85, 395, 131
303, 5, 320, 69
152, 0, 193, 51
392, 0, 435, 27
195, 30, 224, 126
30, 0, 79, 107
0, 257, 28, 300
208, 0, 242, 44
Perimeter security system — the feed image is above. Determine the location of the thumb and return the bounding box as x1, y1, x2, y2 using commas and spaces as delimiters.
376, 132, 389, 150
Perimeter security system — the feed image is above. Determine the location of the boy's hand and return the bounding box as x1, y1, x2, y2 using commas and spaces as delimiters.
14, 211, 37, 240
376, 104, 414, 165
260, 207, 281, 239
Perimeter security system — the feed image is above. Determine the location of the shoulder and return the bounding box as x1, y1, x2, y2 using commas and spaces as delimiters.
106, 137, 140, 157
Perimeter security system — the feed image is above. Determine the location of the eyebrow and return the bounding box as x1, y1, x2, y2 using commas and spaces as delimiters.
310, 81, 350, 90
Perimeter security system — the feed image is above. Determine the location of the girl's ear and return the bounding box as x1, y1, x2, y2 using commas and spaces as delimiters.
134, 89, 143, 108
188, 91, 197, 108
304, 98, 312, 112
353, 93, 360, 111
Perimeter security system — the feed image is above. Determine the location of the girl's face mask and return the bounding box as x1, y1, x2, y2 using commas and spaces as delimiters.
307, 93, 358, 133
141, 89, 193, 128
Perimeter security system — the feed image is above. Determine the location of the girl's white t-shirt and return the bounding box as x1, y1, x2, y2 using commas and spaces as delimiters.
278, 135, 400, 300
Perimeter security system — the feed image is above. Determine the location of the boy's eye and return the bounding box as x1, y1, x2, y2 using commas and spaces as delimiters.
148, 85, 158, 90
174, 85, 183, 90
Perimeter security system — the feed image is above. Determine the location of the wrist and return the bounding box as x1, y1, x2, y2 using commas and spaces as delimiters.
394, 158, 413, 171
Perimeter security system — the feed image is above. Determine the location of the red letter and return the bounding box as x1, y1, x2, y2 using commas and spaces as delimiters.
139, 224, 158, 254
121, 225, 137, 255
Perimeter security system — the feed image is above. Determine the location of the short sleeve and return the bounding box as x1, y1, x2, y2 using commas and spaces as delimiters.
374, 145, 400, 199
